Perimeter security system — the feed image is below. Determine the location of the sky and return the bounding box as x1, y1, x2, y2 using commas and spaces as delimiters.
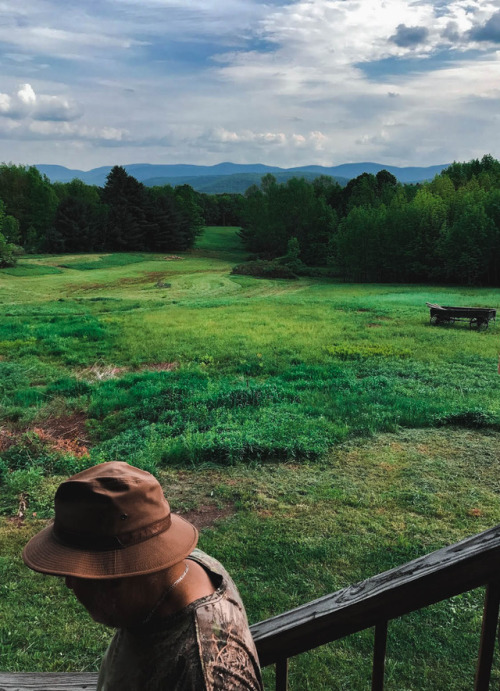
0, 0, 499, 170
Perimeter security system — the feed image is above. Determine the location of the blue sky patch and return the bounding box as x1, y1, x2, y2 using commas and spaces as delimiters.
356, 49, 486, 82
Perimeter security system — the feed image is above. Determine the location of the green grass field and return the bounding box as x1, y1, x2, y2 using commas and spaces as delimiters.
1, 227, 500, 689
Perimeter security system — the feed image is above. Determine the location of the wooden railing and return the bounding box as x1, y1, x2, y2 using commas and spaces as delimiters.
253, 523, 500, 690
1, 524, 500, 691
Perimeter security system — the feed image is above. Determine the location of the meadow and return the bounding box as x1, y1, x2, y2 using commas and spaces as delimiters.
1, 226, 500, 689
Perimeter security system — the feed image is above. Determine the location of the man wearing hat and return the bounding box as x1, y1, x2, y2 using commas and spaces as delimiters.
23, 461, 263, 690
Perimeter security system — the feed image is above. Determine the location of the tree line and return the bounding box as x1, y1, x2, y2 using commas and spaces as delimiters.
0, 165, 206, 262
1, 156, 500, 285
239, 155, 500, 285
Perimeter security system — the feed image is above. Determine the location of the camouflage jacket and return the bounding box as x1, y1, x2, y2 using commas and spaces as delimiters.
97, 549, 263, 690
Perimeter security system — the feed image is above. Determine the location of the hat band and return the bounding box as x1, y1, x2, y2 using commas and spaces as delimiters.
53, 514, 172, 551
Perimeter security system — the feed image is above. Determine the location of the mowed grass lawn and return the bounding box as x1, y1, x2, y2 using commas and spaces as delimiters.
1, 227, 500, 689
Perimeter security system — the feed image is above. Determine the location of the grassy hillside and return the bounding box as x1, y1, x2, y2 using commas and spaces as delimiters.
1, 227, 499, 688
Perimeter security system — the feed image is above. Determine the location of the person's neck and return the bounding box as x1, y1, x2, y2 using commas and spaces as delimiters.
141, 561, 190, 624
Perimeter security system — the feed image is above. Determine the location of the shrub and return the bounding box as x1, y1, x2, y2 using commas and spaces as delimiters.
0, 232, 19, 268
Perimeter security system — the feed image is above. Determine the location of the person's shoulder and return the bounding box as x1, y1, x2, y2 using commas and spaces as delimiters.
188, 549, 227, 578
188, 549, 248, 614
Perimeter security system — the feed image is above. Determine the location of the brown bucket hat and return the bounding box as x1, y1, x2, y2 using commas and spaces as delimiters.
22, 461, 198, 579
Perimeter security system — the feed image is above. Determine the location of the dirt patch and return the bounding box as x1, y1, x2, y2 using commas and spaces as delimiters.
257, 509, 273, 518
367, 323, 381, 328
357, 308, 371, 312
32, 412, 90, 456
67, 282, 105, 292
178, 504, 235, 530
38, 412, 88, 441
32, 428, 89, 457
163, 255, 183, 261
0, 429, 17, 453
7, 516, 25, 527
379, 462, 397, 472
67, 271, 171, 292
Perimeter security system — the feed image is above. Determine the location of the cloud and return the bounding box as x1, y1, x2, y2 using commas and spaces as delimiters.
28, 121, 127, 142
0, 118, 129, 145
0, 0, 269, 70
34, 95, 84, 122
204, 128, 331, 152
469, 10, 500, 43
208, 128, 288, 146
390, 24, 430, 47
441, 20, 461, 42
0, 83, 83, 121
18, 84, 36, 105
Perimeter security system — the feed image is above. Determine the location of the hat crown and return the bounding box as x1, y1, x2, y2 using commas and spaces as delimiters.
54, 462, 170, 539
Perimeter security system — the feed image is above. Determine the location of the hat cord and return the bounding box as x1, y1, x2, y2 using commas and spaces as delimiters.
141, 562, 189, 625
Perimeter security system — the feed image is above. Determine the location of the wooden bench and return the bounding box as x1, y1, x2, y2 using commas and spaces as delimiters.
2, 524, 500, 690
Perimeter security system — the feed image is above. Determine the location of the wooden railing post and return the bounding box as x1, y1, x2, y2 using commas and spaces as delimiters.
474, 581, 500, 691
275, 658, 289, 691
372, 620, 388, 691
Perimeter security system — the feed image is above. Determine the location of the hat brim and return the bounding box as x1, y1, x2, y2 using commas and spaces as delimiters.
22, 514, 198, 579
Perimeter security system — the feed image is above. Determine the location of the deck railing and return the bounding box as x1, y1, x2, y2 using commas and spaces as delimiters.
252, 523, 500, 690
1, 524, 500, 691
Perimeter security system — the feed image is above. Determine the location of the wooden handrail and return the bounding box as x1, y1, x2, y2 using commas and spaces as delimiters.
0, 674, 97, 690
1, 524, 500, 690
251, 523, 500, 666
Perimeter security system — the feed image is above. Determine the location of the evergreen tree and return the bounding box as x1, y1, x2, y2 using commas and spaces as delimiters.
52, 195, 99, 252
173, 185, 204, 250
146, 186, 180, 252
101, 166, 148, 250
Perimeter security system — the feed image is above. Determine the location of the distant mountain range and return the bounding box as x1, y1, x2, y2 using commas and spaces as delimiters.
35, 161, 450, 193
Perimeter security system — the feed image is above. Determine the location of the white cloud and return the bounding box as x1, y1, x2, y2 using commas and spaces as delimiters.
28, 121, 128, 141
206, 128, 330, 150
0, 119, 129, 145
18, 83, 36, 105
0, 93, 12, 114
0, 83, 83, 121
209, 128, 287, 145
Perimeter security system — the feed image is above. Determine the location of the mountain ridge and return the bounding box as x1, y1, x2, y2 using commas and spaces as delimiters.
34, 161, 450, 192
